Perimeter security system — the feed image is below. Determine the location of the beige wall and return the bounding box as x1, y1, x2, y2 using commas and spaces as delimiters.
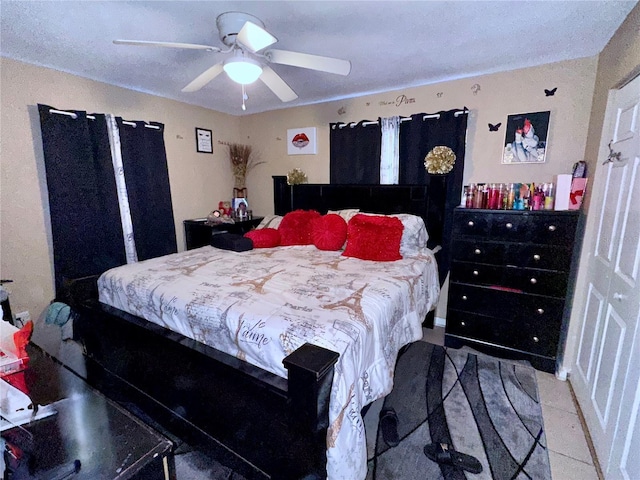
242, 57, 599, 223
583, 2, 640, 199
562, 2, 640, 376
0, 53, 604, 330
0, 57, 241, 319
242, 57, 598, 320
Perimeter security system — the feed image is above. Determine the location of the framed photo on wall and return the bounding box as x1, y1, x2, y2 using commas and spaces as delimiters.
196, 127, 213, 154
287, 127, 317, 155
502, 111, 550, 164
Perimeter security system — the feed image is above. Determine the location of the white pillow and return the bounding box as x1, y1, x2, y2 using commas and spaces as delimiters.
390, 214, 429, 256
256, 215, 283, 229
327, 208, 360, 223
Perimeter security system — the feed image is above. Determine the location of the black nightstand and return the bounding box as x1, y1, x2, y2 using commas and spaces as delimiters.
184, 217, 264, 250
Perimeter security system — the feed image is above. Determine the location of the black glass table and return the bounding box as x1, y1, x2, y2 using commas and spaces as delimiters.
1, 343, 175, 479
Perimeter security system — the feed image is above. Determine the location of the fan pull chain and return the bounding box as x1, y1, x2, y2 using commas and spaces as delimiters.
241, 84, 247, 111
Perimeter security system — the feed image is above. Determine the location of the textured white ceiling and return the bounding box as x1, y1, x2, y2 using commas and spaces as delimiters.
1, 1, 637, 116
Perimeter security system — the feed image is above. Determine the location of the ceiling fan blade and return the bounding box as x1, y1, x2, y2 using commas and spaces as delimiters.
266, 49, 351, 76
114, 39, 220, 52
236, 21, 277, 52
259, 66, 298, 102
182, 63, 224, 92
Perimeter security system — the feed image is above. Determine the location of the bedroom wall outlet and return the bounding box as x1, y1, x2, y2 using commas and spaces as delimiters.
15, 310, 30, 325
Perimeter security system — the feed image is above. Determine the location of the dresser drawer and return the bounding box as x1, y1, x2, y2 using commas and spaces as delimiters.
453, 239, 573, 272
453, 210, 579, 245
529, 214, 579, 245
451, 263, 569, 297
450, 261, 505, 286
453, 211, 539, 241
488, 214, 530, 241
452, 211, 491, 237
452, 239, 505, 264
504, 244, 573, 271
448, 283, 565, 321
446, 310, 560, 358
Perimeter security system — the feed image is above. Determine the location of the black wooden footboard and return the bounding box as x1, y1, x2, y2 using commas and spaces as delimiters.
70, 282, 338, 479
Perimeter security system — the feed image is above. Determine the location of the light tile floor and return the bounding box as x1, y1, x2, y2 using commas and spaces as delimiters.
423, 326, 601, 480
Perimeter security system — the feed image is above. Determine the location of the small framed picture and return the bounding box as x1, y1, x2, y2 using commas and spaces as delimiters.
196, 128, 213, 154
502, 111, 550, 164
287, 127, 317, 155
233, 197, 249, 218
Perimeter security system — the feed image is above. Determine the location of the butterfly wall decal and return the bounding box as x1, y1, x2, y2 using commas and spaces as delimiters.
545, 87, 557, 96
488, 122, 501, 132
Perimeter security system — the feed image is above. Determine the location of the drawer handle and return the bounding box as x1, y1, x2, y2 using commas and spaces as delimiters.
468, 221, 474, 227
462, 295, 468, 301
548, 225, 557, 232
613, 292, 627, 301
530, 278, 537, 284
474, 248, 481, 255
473, 270, 479, 276
537, 308, 544, 314
533, 336, 539, 343
506, 222, 513, 229
533, 254, 541, 261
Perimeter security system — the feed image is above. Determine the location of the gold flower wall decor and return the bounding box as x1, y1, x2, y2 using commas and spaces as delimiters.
424, 146, 456, 174
287, 168, 308, 185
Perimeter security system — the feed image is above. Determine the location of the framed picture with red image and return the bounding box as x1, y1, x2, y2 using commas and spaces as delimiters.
287, 127, 317, 155
502, 111, 550, 164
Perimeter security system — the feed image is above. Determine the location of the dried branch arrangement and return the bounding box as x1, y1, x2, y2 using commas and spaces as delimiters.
228, 143, 265, 189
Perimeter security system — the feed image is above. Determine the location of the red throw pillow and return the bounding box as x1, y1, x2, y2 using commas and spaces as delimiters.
278, 210, 321, 246
342, 214, 404, 261
244, 228, 281, 248
311, 214, 348, 251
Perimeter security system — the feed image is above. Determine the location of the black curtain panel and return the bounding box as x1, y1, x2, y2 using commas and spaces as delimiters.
399, 108, 468, 283
330, 121, 381, 184
38, 105, 126, 298
117, 119, 177, 261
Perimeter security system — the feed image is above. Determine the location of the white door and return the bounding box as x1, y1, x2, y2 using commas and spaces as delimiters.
571, 73, 640, 479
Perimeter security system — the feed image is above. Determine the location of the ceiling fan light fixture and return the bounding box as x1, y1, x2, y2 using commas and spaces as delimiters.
223, 55, 262, 85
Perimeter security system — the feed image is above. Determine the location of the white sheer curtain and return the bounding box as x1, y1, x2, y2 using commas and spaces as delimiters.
105, 114, 138, 264
380, 116, 400, 184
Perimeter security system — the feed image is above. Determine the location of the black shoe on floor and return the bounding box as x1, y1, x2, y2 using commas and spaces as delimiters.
424, 443, 483, 474
379, 407, 400, 447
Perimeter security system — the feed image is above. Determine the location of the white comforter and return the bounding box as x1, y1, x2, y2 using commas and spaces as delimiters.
98, 245, 440, 480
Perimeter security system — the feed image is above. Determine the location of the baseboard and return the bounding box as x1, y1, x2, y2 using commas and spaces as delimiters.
556, 366, 569, 381
434, 316, 446, 327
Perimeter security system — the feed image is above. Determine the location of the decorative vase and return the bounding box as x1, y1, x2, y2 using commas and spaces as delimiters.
233, 187, 247, 198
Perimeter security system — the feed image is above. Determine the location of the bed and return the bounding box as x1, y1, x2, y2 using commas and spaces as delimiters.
71, 180, 452, 480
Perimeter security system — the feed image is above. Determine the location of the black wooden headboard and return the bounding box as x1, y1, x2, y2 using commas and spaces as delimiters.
272, 176, 451, 284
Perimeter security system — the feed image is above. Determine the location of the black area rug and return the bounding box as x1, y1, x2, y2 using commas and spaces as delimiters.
366, 342, 551, 480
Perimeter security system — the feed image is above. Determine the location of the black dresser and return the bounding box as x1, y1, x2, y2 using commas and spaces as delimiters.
445, 208, 582, 373
184, 217, 264, 250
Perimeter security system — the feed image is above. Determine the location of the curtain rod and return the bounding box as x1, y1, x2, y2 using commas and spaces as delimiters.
336, 109, 467, 128
49, 109, 160, 129
49, 108, 77, 119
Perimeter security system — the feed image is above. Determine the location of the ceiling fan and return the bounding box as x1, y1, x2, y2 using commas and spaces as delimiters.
114, 11, 351, 109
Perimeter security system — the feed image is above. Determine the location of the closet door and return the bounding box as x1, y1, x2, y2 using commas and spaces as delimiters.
570, 74, 640, 478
